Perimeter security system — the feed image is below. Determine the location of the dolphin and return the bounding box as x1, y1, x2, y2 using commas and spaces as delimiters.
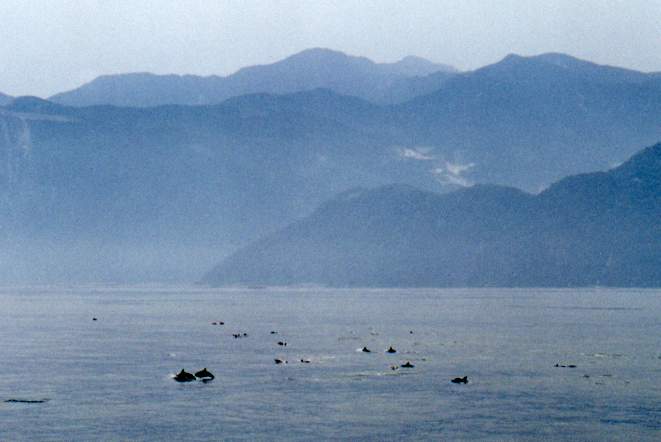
195, 368, 215, 380
451, 376, 468, 384
174, 369, 196, 382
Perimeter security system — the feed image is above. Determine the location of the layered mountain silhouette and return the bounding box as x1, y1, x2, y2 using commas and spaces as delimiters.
49, 48, 457, 107
0, 91, 420, 281
1, 51, 660, 282
204, 143, 661, 287
398, 52, 661, 190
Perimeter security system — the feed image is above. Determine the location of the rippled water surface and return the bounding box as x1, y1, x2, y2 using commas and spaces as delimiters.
1, 287, 660, 440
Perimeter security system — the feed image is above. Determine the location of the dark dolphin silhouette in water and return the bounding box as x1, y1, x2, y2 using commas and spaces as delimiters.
386, 346, 396, 354
5, 398, 49, 404
400, 361, 415, 368
361, 347, 371, 353
451, 376, 468, 384
195, 368, 215, 380
174, 369, 196, 382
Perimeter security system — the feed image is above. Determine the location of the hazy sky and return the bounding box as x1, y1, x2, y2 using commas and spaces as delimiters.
2, 0, 660, 97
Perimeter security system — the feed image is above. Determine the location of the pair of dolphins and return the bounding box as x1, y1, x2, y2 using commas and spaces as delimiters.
361, 346, 397, 353
174, 368, 214, 382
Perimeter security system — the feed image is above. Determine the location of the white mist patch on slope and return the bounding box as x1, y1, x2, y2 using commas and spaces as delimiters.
397, 146, 475, 187
433, 161, 475, 187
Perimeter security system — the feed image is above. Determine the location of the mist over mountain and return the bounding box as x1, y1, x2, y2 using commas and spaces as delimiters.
2, 51, 661, 283
49, 48, 458, 107
398, 52, 661, 190
0, 90, 437, 282
42, 51, 661, 194
204, 143, 661, 287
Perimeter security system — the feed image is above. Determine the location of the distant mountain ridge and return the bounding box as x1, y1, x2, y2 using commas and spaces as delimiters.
49, 48, 458, 107
204, 143, 661, 287
2, 51, 661, 282
44, 51, 661, 193
398, 52, 661, 190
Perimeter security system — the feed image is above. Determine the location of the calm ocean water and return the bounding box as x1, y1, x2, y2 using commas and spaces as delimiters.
0, 286, 660, 441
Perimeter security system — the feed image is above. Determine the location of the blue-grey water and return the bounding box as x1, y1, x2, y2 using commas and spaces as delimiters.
1, 287, 660, 441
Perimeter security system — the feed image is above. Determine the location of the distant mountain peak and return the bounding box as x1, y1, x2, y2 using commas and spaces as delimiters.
269, 47, 366, 68
386, 55, 458, 76
533, 52, 586, 66
498, 52, 602, 68
49, 48, 458, 107
501, 53, 525, 62
399, 55, 432, 63
494, 52, 649, 79
289, 47, 355, 59
456, 51, 653, 88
